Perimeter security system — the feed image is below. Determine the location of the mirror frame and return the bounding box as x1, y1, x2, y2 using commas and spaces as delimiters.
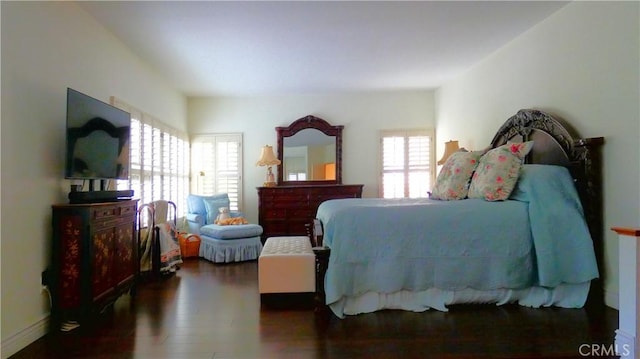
276, 115, 343, 186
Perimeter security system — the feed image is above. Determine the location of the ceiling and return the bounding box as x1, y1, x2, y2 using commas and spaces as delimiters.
78, 1, 568, 97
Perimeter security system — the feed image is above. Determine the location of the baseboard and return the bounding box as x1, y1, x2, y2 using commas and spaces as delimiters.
604, 288, 619, 310
1, 315, 49, 359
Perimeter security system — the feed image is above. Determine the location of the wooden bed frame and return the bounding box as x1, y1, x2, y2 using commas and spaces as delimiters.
308, 108, 604, 313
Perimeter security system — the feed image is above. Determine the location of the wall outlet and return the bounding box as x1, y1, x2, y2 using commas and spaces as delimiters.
41, 270, 48, 286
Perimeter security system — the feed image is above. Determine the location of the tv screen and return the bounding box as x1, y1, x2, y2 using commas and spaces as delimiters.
65, 88, 131, 180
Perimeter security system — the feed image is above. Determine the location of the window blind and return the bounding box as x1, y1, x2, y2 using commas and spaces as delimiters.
191, 134, 243, 211
380, 129, 434, 198
110, 97, 190, 217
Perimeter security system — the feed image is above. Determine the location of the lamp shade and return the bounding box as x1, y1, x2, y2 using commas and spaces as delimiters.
256, 145, 281, 166
437, 140, 460, 165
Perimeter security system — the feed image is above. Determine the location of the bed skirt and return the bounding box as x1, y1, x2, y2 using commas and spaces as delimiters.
199, 235, 263, 263
331, 282, 591, 318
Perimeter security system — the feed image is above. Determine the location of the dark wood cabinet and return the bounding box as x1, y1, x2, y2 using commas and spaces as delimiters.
257, 184, 363, 240
50, 200, 138, 327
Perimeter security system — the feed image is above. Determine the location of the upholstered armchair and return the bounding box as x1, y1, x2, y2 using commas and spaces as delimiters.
186, 193, 263, 263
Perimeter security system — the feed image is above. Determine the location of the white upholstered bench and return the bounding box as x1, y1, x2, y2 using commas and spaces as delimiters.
258, 236, 315, 306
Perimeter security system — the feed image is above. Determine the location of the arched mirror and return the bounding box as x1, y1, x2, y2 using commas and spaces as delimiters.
276, 115, 343, 185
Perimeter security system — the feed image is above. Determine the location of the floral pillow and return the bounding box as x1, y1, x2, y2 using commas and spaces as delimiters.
468, 141, 534, 201
430, 150, 483, 200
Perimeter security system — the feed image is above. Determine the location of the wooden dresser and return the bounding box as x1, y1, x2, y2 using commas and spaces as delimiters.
257, 184, 363, 240
50, 200, 138, 327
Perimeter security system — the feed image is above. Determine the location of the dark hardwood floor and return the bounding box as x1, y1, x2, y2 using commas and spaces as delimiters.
12, 259, 619, 359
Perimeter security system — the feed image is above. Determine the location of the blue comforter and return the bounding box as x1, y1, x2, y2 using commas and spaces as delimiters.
316, 165, 599, 313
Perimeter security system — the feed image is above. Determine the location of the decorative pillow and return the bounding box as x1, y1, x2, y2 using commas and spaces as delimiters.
202, 196, 231, 224
430, 150, 483, 200
468, 141, 534, 201
187, 194, 230, 222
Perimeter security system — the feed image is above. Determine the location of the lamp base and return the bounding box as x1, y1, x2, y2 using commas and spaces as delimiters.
263, 181, 277, 187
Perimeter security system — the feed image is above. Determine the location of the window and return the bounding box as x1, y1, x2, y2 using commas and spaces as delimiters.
380, 129, 435, 198
288, 172, 307, 181
111, 98, 190, 217
191, 134, 243, 211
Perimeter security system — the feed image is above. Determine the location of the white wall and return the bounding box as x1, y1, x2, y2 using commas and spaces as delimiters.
0, 2, 186, 357
188, 91, 435, 223
435, 1, 640, 309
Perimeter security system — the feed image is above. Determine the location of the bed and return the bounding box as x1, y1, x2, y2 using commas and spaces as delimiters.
310, 109, 604, 318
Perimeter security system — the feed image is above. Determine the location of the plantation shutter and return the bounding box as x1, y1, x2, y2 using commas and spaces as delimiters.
111, 97, 190, 216
382, 136, 406, 198
191, 134, 243, 211
380, 129, 434, 198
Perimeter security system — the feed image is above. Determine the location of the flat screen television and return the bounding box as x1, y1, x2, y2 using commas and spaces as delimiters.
65, 88, 131, 180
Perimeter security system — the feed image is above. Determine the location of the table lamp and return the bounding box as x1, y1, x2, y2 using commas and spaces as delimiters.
437, 140, 460, 165
256, 145, 281, 187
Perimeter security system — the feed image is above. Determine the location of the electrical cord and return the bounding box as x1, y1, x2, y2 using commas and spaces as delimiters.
42, 285, 52, 309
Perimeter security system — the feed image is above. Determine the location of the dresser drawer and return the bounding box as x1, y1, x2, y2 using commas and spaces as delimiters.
275, 191, 308, 201
262, 208, 288, 219
261, 221, 289, 236
290, 208, 315, 218
258, 193, 308, 207
271, 198, 309, 209
119, 204, 136, 216
92, 206, 118, 219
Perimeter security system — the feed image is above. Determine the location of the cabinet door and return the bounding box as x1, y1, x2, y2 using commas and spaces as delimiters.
91, 227, 115, 302
55, 214, 83, 309
113, 220, 135, 287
